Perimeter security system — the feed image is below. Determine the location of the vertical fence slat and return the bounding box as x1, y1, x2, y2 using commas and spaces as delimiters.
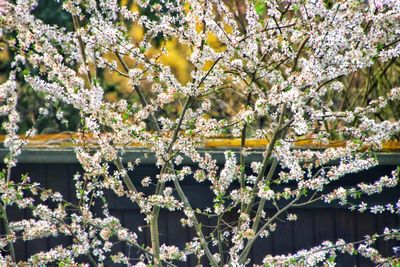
377, 213, 398, 258
7, 165, 26, 262
25, 164, 48, 259
123, 210, 147, 263
335, 209, 357, 266
356, 213, 377, 267
167, 211, 187, 267
252, 209, 274, 265
293, 209, 314, 252
314, 208, 336, 245
47, 164, 72, 251
272, 217, 294, 255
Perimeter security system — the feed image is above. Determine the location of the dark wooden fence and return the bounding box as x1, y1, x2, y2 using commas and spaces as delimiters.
1, 149, 399, 266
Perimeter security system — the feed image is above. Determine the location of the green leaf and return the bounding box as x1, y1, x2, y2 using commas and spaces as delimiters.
255, 2, 265, 16
122, 113, 130, 120
323, 0, 334, 9
377, 43, 385, 52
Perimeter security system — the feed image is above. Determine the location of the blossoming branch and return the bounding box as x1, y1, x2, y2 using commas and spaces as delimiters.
0, 0, 400, 266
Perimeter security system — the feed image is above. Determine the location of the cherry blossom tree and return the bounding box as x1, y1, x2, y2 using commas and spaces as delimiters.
1, 0, 400, 266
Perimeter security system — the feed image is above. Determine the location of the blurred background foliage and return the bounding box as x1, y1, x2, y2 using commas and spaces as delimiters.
1, 0, 400, 137
2, 0, 195, 134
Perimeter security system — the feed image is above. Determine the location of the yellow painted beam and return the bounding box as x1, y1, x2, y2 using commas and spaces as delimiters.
1, 134, 400, 152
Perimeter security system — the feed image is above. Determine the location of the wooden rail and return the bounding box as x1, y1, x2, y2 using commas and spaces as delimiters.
1, 134, 400, 151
